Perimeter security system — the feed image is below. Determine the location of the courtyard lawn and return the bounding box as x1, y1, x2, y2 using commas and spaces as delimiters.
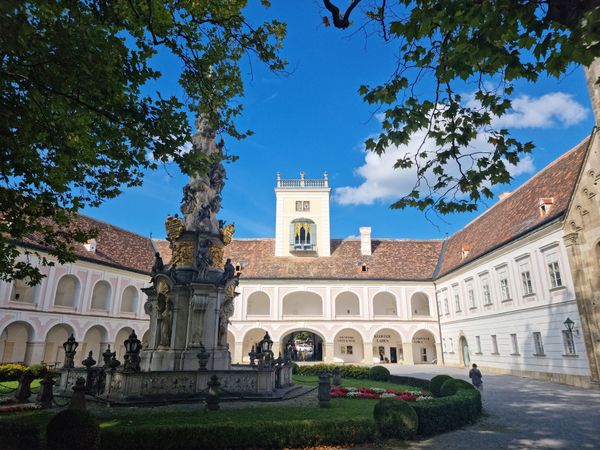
0, 379, 42, 396
292, 374, 419, 392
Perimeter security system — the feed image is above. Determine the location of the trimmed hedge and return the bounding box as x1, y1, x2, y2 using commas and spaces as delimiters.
373, 398, 418, 439
0, 421, 42, 450
100, 418, 377, 450
0, 363, 49, 381
411, 387, 482, 436
429, 374, 453, 397
389, 375, 430, 390
440, 378, 475, 397
293, 363, 370, 379
368, 365, 390, 381
47, 409, 100, 450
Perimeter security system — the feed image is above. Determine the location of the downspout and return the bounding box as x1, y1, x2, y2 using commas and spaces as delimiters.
433, 280, 445, 366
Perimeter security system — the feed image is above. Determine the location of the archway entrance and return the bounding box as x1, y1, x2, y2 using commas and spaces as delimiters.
372, 328, 403, 364
412, 330, 437, 364
281, 330, 324, 362
460, 336, 470, 367
0, 322, 33, 364
333, 329, 364, 363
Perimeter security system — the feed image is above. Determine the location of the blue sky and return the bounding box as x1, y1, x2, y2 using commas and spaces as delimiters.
83, 3, 595, 241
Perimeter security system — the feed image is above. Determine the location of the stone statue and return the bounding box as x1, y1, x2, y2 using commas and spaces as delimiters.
179, 114, 226, 236
221, 258, 235, 285
195, 239, 212, 280
158, 297, 173, 348
151, 252, 164, 279
218, 298, 235, 346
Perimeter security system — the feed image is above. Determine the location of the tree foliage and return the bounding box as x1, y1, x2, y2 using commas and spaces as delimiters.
324, 0, 600, 214
0, 0, 286, 283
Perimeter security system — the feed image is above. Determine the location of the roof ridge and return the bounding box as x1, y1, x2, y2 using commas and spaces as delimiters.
452, 135, 590, 235
80, 213, 153, 241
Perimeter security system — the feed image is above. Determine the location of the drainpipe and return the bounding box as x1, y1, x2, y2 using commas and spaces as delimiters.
433, 280, 445, 366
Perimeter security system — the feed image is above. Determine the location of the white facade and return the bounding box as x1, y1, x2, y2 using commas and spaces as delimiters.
0, 251, 150, 367
436, 222, 591, 385
227, 281, 440, 365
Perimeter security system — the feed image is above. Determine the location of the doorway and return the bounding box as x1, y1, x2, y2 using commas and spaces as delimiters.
460, 336, 470, 367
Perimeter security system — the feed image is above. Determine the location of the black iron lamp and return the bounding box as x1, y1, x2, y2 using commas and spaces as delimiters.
62, 334, 78, 368
123, 330, 142, 372
563, 317, 578, 335
260, 332, 273, 353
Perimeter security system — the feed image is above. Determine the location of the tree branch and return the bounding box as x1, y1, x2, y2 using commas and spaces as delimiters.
323, 0, 363, 29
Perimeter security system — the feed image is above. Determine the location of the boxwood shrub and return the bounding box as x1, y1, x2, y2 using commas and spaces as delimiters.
440, 378, 475, 397
373, 398, 418, 439
100, 418, 377, 450
0, 363, 49, 381
46, 409, 100, 450
368, 365, 390, 381
293, 363, 370, 379
429, 374, 453, 397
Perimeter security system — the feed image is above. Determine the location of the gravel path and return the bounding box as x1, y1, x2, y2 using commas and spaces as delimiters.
386, 365, 600, 450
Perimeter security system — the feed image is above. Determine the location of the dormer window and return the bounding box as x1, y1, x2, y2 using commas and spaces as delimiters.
84, 238, 97, 253
461, 245, 471, 260
539, 198, 554, 217
290, 219, 316, 252
360, 263, 368, 272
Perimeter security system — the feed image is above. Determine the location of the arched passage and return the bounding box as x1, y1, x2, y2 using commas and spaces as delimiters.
227, 331, 235, 362
373, 292, 397, 316
333, 328, 364, 363
281, 329, 325, 362
120, 286, 139, 313
141, 330, 150, 349
91, 280, 112, 311
246, 292, 270, 316
43, 324, 75, 367
242, 328, 268, 363
114, 327, 133, 361
411, 292, 431, 317
282, 291, 323, 317
0, 322, 34, 364
335, 291, 360, 317
9, 278, 39, 304
372, 328, 403, 364
79, 325, 108, 365
54, 275, 80, 308
412, 329, 437, 364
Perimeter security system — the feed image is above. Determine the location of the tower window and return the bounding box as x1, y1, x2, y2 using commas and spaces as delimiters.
295, 201, 310, 212
290, 220, 316, 251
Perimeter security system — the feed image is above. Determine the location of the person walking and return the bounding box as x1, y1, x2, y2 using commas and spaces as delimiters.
469, 363, 483, 394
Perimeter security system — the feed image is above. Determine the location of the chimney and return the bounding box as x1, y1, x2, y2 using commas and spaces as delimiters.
499, 191, 511, 201
360, 227, 372, 256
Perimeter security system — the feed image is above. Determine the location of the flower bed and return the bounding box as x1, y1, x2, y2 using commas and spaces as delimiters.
331, 386, 433, 402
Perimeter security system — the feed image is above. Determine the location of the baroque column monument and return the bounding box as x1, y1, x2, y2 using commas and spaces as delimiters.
141, 114, 237, 372
58, 116, 292, 401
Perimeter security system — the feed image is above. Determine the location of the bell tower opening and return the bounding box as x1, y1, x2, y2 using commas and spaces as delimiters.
274, 171, 331, 257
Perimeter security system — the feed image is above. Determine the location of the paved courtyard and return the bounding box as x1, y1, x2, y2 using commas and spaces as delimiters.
384, 365, 600, 449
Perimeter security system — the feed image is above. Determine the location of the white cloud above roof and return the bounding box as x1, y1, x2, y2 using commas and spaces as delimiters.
334, 91, 586, 206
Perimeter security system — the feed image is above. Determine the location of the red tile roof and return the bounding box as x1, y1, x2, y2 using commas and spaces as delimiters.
224, 238, 443, 280
436, 136, 590, 277
22, 215, 156, 275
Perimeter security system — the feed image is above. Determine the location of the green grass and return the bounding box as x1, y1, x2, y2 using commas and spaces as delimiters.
0, 378, 42, 395
293, 375, 420, 392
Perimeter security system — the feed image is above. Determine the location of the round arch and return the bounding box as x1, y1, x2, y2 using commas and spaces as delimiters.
411, 329, 437, 364
373, 291, 398, 316
246, 291, 270, 316
9, 278, 40, 304
280, 328, 326, 362
372, 328, 404, 364
0, 321, 35, 364
282, 291, 323, 317
141, 329, 150, 350
43, 323, 75, 367
333, 328, 364, 363
120, 286, 139, 314
54, 275, 81, 308
227, 331, 236, 362
114, 327, 134, 360
411, 292, 431, 317
241, 328, 268, 363
91, 280, 112, 311
80, 325, 109, 365
335, 291, 360, 317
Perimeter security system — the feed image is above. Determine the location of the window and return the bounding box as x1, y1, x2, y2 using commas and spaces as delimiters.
533, 332, 545, 355
443, 338, 447, 353
510, 333, 519, 355
480, 274, 492, 305
497, 267, 510, 301
475, 336, 482, 354
521, 270, 534, 295
443, 292, 449, 315
491, 335, 499, 354
548, 261, 563, 288
290, 220, 316, 251
449, 337, 455, 353
466, 280, 476, 309
453, 286, 461, 312
296, 200, 310, 212
562, 331, 577, 355
421, 348, 428, 362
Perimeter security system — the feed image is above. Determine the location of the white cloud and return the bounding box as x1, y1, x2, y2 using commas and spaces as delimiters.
146, 141, 192, 163
491, 92, 588, 128
335, 91, 586, 207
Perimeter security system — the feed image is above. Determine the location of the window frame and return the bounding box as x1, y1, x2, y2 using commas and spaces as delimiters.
533, 331, 545, 356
